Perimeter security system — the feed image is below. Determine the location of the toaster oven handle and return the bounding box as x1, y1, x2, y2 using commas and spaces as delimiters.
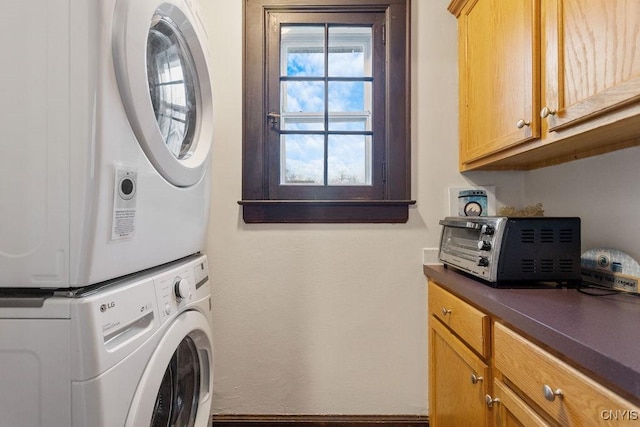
439, 219, 482, 230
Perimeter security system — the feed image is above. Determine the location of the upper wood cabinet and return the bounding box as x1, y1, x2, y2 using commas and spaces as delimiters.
452, 0, 540, 168
449, 0, 640, 171
544, 0, 640, 131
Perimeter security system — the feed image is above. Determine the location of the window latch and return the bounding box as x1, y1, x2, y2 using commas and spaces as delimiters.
267, 112, 281, 128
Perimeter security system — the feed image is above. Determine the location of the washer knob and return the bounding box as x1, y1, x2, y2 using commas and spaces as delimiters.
174, 277, 192, 301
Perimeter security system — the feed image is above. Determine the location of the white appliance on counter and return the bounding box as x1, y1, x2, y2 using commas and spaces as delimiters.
0, 254, 213, 427
0, 0, 214, 288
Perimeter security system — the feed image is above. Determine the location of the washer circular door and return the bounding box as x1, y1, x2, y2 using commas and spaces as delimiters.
113, 0, 213, 187
126, 311, 213, 427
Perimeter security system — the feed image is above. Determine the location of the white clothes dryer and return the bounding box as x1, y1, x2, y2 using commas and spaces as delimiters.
0, 0, 214, 288
0, 254, 213, 427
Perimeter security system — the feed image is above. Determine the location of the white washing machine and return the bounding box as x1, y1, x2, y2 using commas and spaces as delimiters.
0, 254, 213, 427
0, 0, 214, 288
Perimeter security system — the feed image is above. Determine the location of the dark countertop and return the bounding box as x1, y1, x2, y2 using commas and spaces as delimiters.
424, 264, 640, 403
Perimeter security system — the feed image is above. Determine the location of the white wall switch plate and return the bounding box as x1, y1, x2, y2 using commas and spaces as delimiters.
423, 248, 441, 265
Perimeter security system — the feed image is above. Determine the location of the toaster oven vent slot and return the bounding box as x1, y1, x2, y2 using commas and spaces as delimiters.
521, 229, 535, 243
540, 259, 554, 273
540, 229, 555, 243
521, 259, 535, 273
559, 259, 575, 272
559, 229, 574, 243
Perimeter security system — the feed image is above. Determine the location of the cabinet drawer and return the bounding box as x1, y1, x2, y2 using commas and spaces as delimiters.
428, 281, 489, 357
494, 322, 640, 426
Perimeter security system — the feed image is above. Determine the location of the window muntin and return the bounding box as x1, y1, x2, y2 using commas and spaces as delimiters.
279, 24, 374, 187
147, 13, 199, 161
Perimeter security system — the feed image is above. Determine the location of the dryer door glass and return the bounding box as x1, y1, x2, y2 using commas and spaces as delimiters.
151, 336, 201, 427
147, 14, 199, 161
113, 0, 214, 187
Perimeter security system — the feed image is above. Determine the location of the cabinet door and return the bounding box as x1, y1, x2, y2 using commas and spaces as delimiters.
492, 379, 552, 427
543, 0, 640, 131
429, 317, 490, 426
458, 0, 540, 166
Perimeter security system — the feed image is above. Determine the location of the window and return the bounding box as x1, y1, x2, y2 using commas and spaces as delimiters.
241, 0, 412, 223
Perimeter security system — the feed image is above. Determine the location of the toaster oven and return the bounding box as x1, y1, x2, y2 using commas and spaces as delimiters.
438, 216, 581, 286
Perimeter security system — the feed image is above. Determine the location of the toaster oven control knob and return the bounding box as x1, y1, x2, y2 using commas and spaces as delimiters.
477, 240, 491, 251
481, 225, 495, 235
478, 256, 490, 267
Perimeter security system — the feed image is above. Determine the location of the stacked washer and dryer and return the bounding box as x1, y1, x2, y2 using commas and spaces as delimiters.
0, 0, 214, 425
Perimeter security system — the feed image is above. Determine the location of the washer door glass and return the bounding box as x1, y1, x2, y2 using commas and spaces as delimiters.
147, 14, 198, 161
152, 336, 201, 427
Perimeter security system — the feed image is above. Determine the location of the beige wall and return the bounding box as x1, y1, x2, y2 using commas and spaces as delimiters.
202, 0, 524, 415
524, 145, 640, 261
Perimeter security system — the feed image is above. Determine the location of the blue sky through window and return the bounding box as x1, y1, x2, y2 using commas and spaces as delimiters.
281, 26, 372, 185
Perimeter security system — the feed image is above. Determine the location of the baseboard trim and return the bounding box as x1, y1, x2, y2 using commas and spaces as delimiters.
211, 414, 429, 426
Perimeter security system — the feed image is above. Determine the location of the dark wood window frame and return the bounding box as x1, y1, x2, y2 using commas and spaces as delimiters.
240, 0, 413, 223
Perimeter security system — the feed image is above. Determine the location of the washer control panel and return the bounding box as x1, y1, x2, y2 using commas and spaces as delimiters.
154, 256, 209, 322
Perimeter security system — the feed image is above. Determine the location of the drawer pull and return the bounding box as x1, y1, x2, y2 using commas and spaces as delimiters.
540, 106, 557, 118
543, 384, 563, 402
485, 394, 500, 408
441, 307, 451, 316
471, 374, 484, 384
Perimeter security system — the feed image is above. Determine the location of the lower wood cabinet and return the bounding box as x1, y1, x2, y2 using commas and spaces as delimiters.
428, 279, 640, 426
428, 281, 490, 426
429, 317, 490, 426
491, 378, 551, 427
492, 322, 640, 426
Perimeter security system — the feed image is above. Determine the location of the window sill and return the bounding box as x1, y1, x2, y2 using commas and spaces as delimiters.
238, 200, 416, 223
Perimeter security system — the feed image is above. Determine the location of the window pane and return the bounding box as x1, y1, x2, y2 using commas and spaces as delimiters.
328, 27, 372, 77
281, 134, 325, 185
328, 135, 371, 185
282, 80, 325, 114
281, 26, 325, 77
328, 81, 371, 131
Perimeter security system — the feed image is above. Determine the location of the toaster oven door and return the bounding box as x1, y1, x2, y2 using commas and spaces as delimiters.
440, 223, 484, 262
438, 218, 504, 282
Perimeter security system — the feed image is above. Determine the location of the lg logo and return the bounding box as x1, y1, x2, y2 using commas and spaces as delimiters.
99, 301, 116, 312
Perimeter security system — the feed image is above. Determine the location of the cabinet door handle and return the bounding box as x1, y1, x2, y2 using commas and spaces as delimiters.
542, 384, 563, 402
540, 106, 557, 118
485, 394, 500, 408
441, 307, 451, 316
471, 373, 484, 384
516, 119, 531, 129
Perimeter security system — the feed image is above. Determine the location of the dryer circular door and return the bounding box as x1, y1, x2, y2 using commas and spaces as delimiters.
113, 0, 213, 187
126, 311, 213, 427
